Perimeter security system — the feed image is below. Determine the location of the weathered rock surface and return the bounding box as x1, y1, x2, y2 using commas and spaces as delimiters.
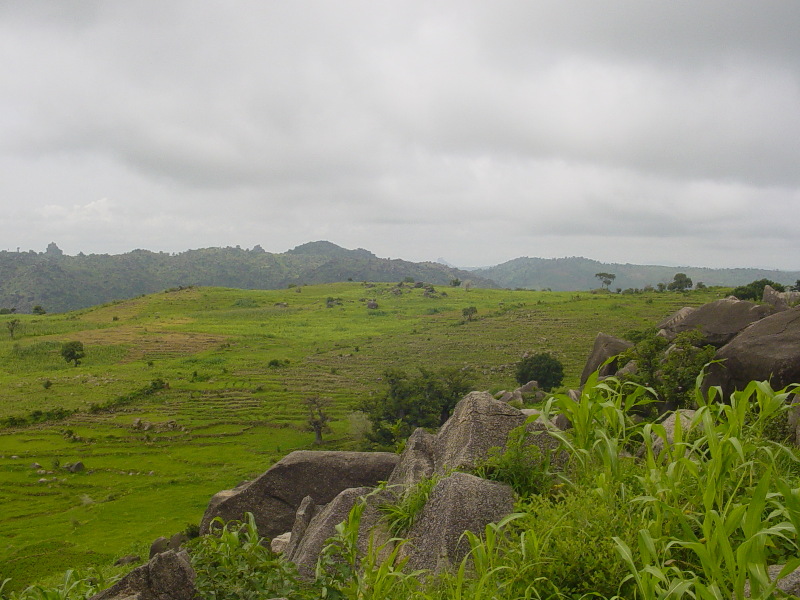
200, 450, 399, 539
89, 550, 195, 600
763, 285, 800, 312
400, 473, 515, 573
580, 333, 633, 385
271, 532, 291, 554
657, 306, 696, 332
647, 410, 696, 459
660, 298, 772, 347
705, 306, 800, 397
434, 392, 526, 474
744, 564, 800, 597
285, 495, 319, 558
387, 428, 437, 487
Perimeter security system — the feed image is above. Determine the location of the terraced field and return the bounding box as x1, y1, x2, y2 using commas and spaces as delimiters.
0, 282, 723, 590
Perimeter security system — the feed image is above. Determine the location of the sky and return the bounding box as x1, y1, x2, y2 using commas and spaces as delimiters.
1, 1, 799, 270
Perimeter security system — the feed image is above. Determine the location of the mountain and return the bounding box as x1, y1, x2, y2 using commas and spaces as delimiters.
0, 243, 497, 314
474, 256, 800, 291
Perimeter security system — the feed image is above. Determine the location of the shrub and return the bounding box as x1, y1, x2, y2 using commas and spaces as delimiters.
515, 352, 564, 391
379, 475, 439, 537
473, 424, 553, 497
732, 278, 785, 301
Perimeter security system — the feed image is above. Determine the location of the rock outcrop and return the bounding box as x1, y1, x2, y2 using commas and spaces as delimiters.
659, 297, 772, 347
89, 550, 196, 600
200, 450, 399, 539
579, 333, 633, 385
705, 306, 800, 397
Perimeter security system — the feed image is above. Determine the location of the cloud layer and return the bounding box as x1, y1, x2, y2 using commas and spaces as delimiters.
1, 1, 799, 269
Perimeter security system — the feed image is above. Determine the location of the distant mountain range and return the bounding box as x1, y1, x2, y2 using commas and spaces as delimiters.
1, 241, 798, 313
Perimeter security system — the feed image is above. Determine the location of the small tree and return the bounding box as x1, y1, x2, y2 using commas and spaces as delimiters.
61, 341, 85, 367
304, 396, 332, 445
6, 319, 20, 340
667, 273, 693, 291
594, 272, 616, 290
449, 278, 461, 287
462, 306, 477, 322
515, 353, 564, 392
32, 305, 46, 315
732, 278, 786, 301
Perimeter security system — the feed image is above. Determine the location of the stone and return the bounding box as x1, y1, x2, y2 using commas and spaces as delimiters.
434, 392, 526, 474
744, 564, 800, 597
387, 428, 437, 487
113, 555, 141, 566
580, 333, 633, 385
656, 307, 696, 332
270, 532, 291, 554
66, 461, 85, 473
647, 410, 696, 459
89, 550, 195, 600
168, 532, 188, 551
200, 450, 399, 540
517, 380, 539, 394
400, 473, 515, 573
149, 536, 169, 559
30, 462, 42, 469
284, 495, 318, 558
705, 306, 800, 398
660, 298, 773, 347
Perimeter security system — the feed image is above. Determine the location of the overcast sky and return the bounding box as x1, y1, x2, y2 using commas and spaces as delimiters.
2, 1, 799, 270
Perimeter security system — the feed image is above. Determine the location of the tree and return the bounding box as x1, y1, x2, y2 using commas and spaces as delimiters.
449, 278, 461, 287
61, 341, 85, 367
515, 353, 564, 392
304, 396, 332, 445
667, 273, 693, 291
594, 273, 616, 289
462, 306, 477, 322
32, 305, 46, 315
6, 319, 20, 339
360, 366, 474, 447
732, 278, 786, 301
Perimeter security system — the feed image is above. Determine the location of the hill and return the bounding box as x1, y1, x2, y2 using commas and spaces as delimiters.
474, 256, 800, 291
0, 242, 496, 314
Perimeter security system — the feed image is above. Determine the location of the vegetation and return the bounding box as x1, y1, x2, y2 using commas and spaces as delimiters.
595, 272, 616, 289
667, 272, 693, 291
0, 282, 723, 591
515, 352, 564, 391
732, 278, 786, 301
60, 341, 85, 367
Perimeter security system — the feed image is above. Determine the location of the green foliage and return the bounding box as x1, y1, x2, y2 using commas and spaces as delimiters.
595, 272, 616, 289
473, 424, 553, 497
732, 278, 786, 301
379, 475, 439, 537
515, 352, 564, 391
189, 513, 303, 600
59, 341, 84, 367
667, 272, 693, 291
461, 306, 477, 321
620, 329, 715, 409
360, 366, 474, 447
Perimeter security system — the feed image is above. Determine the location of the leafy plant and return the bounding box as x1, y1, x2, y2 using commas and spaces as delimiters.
379, 475, 439, 537
473, 424, 553, 497
515, 352, 564, 391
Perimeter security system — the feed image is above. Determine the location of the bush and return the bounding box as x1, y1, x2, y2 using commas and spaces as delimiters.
515, 352, 564, 391
732, 278, 785, 301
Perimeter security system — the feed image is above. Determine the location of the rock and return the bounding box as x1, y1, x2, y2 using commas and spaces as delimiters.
763, 285, 800, 312
705, 306, 800, 398
434, 392, 526, 474
517, 380, 539, 394
113, 554, 141, 566
271, 532, 291, 554
366, 301, 379, 309
387, 428, 437, 487
89, 550, 195, 600
30, 462, 42, 469
744, 564, 800, 597
287, 486, 374, 578
168, 532, 188, 551
656, 307, 696, 332
400, 473, 515, 573
580, 333, 633, 385
200, 450, 399, 540
149, 536, 169, 559
65, 461, 85, 473
285, 495, 318, 558
615, 360, 638, 377
660, 298, 773, 347
647, 410, 696, 459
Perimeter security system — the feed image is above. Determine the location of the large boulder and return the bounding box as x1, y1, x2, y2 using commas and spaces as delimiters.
400, 473, 515, 573
660, 298, 773, 347
705, 306, 800, 397
89, 550, 195, 600
387, 428, 437, 487
200, 450, 399, 539
433, 392, 526, 473
657, 307, 696, 332
579, 333, 633, 385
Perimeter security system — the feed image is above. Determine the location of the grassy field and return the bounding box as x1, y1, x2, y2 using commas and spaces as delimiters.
0, 282, 724, 590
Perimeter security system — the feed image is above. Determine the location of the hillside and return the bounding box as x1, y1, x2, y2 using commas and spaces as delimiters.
0, 242, 497, 314
0, 283, 724, 590
475, 256, 800, 291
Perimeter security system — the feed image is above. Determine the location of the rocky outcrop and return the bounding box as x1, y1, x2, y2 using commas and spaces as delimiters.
705, 306, 800, 397
579, 333, 633, 385
763, 285, 800, 312
200, 450, 399, 539
400, 473, 515, 573
659, 298, 772, 347
89, 550, 196, 600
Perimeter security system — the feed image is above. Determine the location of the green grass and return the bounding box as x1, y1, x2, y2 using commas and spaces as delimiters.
0, 283, 723, 591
